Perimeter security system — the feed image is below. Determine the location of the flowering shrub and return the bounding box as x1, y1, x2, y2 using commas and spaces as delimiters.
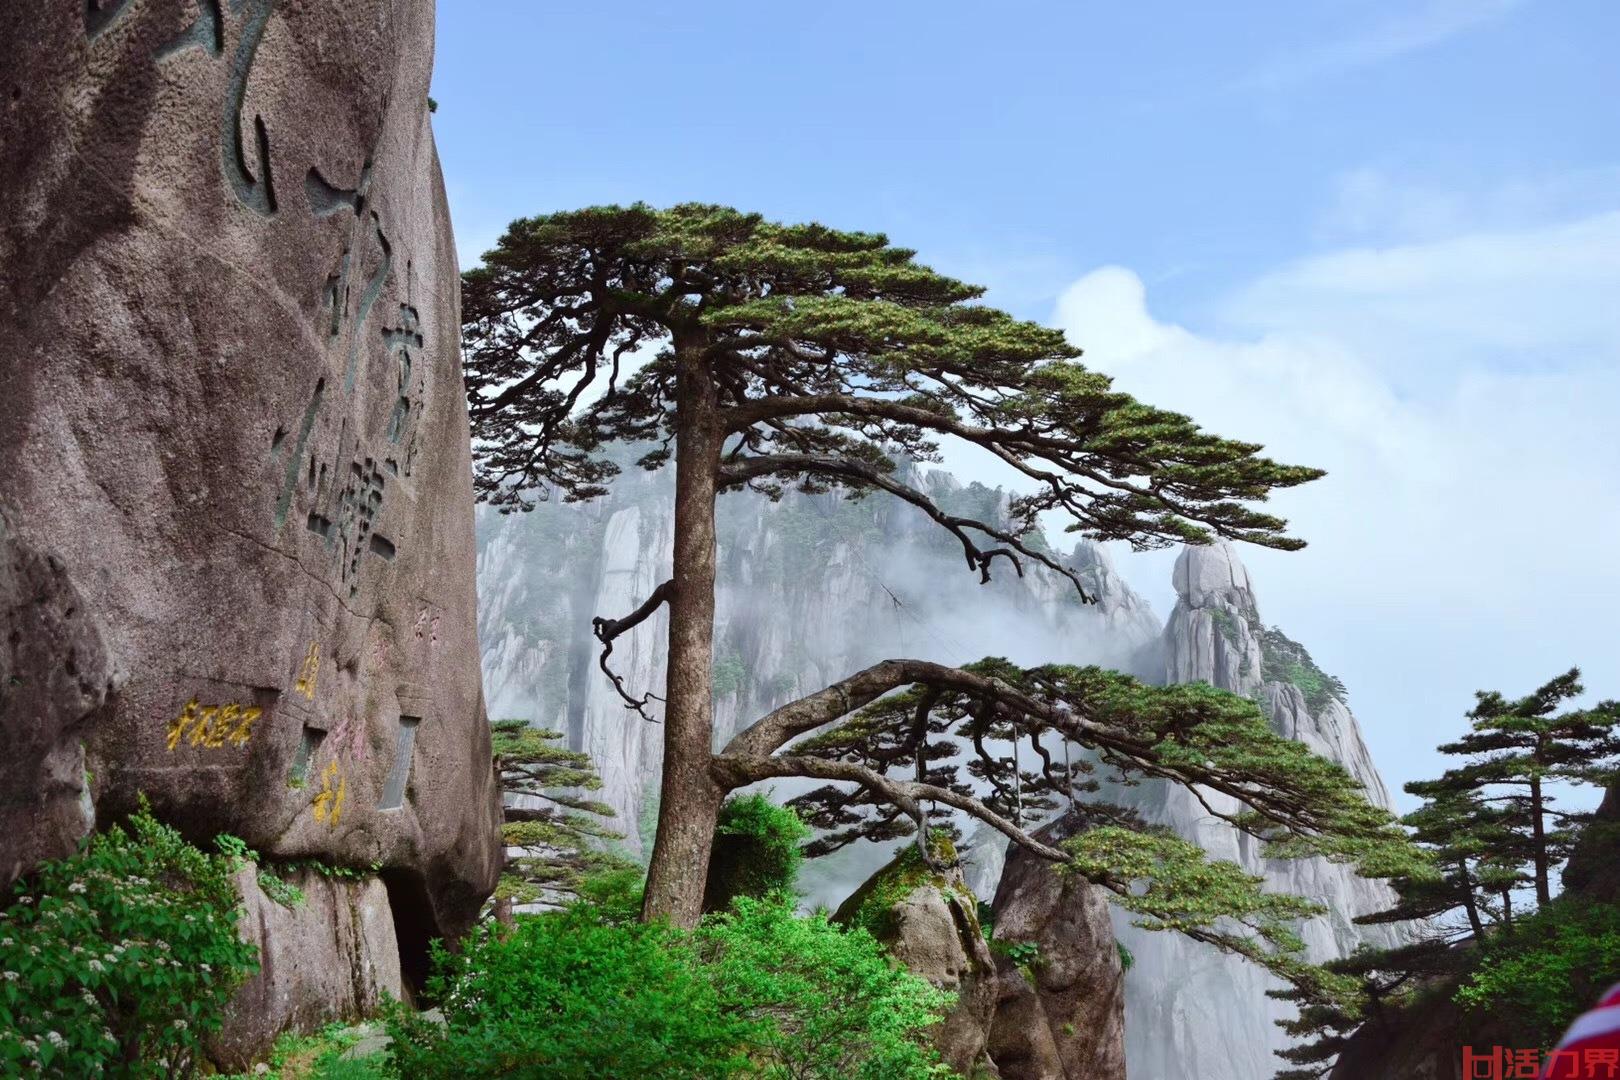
0, 805, 259, 1077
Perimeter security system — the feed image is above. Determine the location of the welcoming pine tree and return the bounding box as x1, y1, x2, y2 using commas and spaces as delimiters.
461, 204, 1418, 962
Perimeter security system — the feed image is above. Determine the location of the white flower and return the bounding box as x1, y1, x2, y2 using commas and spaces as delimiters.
87, 959, 105, 973
19, 1038, 36, 1052
1, 937, 12, 947
1, 971, 17, 981
199, 963, 211, 973
171, 1019, 187, 1031
67, 882, 86, 894
45, 1031, 65, 1047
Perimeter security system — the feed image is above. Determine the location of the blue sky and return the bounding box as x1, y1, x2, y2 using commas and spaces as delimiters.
433, 1, 1620, 811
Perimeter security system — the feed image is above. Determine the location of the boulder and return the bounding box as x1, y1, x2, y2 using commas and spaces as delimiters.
208, 864, 404, 1071
1563, 779, 1620, 902
835, 841, 999, 1076
988, 813, 1126, 1080
0, 511, 122, 888
0, 0, 501, 1054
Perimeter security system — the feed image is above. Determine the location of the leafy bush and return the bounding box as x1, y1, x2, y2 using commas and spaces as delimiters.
385, 909, 754, 1079
0, 806, 259, 1077
696, 896, 953, 1079
702, 794, 810, 914
385, 895, 951, 1080
1455, 897, 1620, 1046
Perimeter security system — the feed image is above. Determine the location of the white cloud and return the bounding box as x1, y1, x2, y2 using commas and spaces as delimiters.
1222, 210, 1620, 384
1316, 165, 1620, 244
1238, 0, 1526, 93
1047, 218, 1620, 809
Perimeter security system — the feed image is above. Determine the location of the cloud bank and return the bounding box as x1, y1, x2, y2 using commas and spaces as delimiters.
1044, 208, 1620, 807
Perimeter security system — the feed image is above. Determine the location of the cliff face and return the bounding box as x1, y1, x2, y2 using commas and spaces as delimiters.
476, 474, 1408, 1077
0, 0, 501, 1055
1111, 544, 1408, 1080
477, 461, 1159, 866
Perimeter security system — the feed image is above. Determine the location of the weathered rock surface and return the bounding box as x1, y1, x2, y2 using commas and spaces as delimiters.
0, 511, 123, 888
1563, 778, 1620, 902
988, 813, 1126, 1080
1110, 543, 1411, 1080
0, 0, 501, 1055
835, 847, 1000, 1077
208, 864, 404, 1071
1326, 994, 1466, 1080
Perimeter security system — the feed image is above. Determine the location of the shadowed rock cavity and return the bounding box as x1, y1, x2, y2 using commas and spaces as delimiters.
0, 0, 501, 1061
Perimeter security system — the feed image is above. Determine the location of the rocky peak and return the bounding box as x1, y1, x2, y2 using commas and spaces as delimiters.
1164, 542, 1266, 697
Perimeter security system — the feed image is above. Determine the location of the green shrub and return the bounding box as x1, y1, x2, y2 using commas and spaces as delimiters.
1455, 897, 1620, 1047
0, 805, 259, 1077
695, 896, 953, 1080
702, 794, 810, 914
385, 896, 951, 1080
385, 908, 753, 1079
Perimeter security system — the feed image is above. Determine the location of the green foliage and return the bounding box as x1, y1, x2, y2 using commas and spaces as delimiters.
490, 718, 636, 908
1116, 941, 1134, 972
702, 795, 810, 914
385, 896, 949, 1079
1062, 826, 1352, 998
386, 909, 750, 1079
464, 202, 1323, 561
834, 835, 970, 943
713, 652, 747, 699
257, 870, 305, 910
215, 834, 305, 909
0, 806, 259, 1077
1257, 626, 1347, 714
990, 938, 1043, 982
1455, 898, 1620, 1047
695, 896, 953, 1079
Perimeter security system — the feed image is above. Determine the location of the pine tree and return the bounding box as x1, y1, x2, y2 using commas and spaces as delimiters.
463, 203, 1396, 933
1364, 784, 1531, 938
1432, 669, 1620, 905
489, 719, 635, 912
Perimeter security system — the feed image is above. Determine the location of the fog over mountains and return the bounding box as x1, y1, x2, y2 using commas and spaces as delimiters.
476, 461, 1412, 1079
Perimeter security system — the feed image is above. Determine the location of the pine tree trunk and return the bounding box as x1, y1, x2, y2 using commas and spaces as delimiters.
641, 349, 724, 927
1457, 860, 1485, 940
1530, 774, 1551, 905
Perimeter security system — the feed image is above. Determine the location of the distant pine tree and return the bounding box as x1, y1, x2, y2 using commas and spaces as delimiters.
489, 719, 635, 913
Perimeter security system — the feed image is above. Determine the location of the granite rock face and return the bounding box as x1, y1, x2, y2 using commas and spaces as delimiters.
1110, 544, 1410, 1080
988, 813, 1126, 1080
207, 864, 404, 1071
0, 512, 123, 888
835, 849, 1000, 1077
0, 0, 500, 1044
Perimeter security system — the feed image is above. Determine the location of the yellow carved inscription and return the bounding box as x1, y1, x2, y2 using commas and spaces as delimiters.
312, 759, 347, 827
294, 642, 320, 700
165, 698, 261, 751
